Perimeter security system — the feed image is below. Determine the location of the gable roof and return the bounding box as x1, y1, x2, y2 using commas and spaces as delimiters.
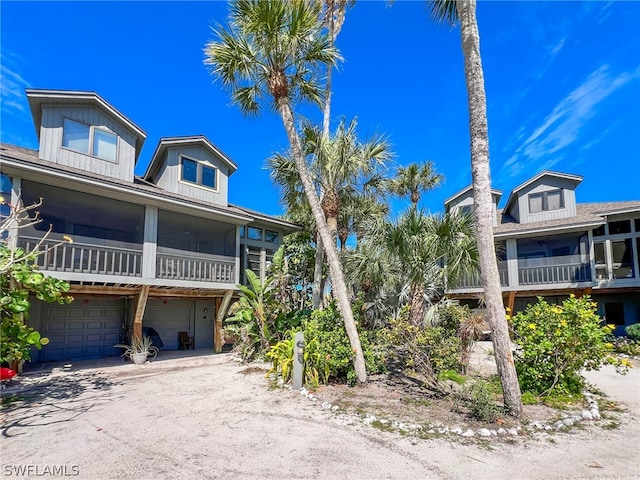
503, 170, 583, 213
444, 185, 502, 207
25, 89, 147, 160
144, 136, 238, 181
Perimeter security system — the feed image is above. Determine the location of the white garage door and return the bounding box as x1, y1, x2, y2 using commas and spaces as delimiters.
144, 300, 193, 350
42, 298, 124, 361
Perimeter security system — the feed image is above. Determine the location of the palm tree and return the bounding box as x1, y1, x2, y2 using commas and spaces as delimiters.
386, 161, 443, 207
269, 117, 391, 247
367, 207, 478, 327
427, 0, 522, 416
204, 0, 367, 383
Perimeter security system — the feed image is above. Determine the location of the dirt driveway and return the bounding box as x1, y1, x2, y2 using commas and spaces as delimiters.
1, 352, 639, 480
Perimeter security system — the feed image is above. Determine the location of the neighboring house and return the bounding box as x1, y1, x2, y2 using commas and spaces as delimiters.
445, 171, 640, 334
0, 89, 297, 361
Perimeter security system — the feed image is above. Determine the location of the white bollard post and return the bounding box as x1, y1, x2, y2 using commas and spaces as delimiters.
292, 331, 304, 390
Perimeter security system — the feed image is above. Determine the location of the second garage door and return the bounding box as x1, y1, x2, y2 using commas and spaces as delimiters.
144, 300, 193, 350
41, 298, 124, 361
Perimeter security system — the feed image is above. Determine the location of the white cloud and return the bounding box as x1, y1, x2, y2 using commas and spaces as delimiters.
519, 65, 634, 161
0, 52, 31, 114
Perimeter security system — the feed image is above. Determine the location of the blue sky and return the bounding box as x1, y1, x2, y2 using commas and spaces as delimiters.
1, 1, 639, 218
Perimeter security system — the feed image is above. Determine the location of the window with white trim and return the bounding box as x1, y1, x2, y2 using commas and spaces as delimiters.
180, 156, 218, 190
62, 118, 117, 162
528, 189, 564, 214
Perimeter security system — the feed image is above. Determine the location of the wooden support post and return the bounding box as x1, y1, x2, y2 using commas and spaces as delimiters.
576, 287, 592, 298
214, 290, 234, 353
506, 290, 516, 315
133, 285, 150, 340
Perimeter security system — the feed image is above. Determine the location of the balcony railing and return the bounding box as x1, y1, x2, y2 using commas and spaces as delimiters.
518, 255, 591, 285
18, 236, 142, 277
156, 250, 235, 284
452, 267, 509, 289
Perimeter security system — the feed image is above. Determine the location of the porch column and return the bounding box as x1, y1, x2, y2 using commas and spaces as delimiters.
142, 206, 158, 279
214, 290, 234, 353
506, 239, 519, 288
235, 227, 241, 284
8, 177, 22, 250
133, 285, 150, 340
260, 248, 267, 282
587, 230, 596, 283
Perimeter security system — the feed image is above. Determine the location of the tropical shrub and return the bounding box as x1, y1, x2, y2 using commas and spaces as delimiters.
266, 302, 386, 387
626, 323, 640, 341
1, 201, 73, 366
385, 303, 483, 378
511, 295, 628, 396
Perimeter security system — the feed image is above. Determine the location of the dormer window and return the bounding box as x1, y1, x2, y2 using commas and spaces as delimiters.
529, 189, 564, 213
62, 118, 117, 162
180, 156, 218, 190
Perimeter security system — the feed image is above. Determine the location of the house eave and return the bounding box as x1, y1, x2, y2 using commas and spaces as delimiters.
493, 219, 605, 240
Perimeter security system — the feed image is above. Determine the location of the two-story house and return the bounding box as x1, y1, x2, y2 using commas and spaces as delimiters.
445, 171, 640, 334
1, 89, 296, 362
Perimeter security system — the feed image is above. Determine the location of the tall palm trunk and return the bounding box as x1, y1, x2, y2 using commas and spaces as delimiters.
312, 233, 325, 309
408, 282, 425, 326
277, 99, 367, 384
456, 0, 522, 416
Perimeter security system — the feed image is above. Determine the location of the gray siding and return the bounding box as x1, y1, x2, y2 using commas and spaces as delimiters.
446, 190, 499, 226
516, 177, 577, 224
39, 105, 137, 182
151, 146, 229, 206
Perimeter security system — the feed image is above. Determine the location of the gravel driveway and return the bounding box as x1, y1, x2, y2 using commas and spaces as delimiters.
1, 352, 639, 480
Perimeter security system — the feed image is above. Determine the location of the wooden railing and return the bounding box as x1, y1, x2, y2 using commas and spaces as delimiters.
518, 259, 592, 285
18, 236, 142, 277
156, 251, 235, 283
452, 268, 509, 289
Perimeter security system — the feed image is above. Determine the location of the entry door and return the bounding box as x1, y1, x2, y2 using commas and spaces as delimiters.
194, 300, 215, 349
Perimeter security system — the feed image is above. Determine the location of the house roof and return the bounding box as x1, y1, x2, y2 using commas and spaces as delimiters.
493, 201, 640, 239
25, 89, 147, 161
503, 170, 583, 213
444, 185, 502, 207
0, 143, 293, 230
144, 136, 238, 180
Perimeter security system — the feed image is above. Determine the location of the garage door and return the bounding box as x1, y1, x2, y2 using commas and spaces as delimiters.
42, 298, 124, 361
144, 300, 192, 350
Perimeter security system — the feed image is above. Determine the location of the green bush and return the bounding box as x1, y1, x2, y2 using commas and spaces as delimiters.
265, 302, 386, 388
466, 381, 502, 422
385, 303, 485, 378
512, 295, 628, 396
626, 323, 640, 341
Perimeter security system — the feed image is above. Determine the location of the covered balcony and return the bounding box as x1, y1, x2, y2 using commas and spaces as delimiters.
516, 234, 591, 286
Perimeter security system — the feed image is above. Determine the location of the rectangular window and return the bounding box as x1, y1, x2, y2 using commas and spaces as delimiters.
528, 189, 564, 214
62, 118, 119, 161
180, 156, 218, 190
459, 204, 474, 216
528, 194, 543, 213
247, 227, 262, 240
593, 225, 605, 237
265, 230, 279, 243
182, 158, 198, 183
92, 129, 117, 161
594, 242, 607, 280
635, 219, 640, 232
202, 165, 217, 189
62, 119, 90, 154
609, 220, 631, 235
612, 238, 635, 279
604, 303, 625, 326
239, 226, 245, 238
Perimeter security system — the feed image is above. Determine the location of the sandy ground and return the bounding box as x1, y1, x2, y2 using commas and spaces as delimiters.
1, 348, 639, 480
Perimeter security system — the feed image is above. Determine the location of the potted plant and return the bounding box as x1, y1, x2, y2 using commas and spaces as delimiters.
114, 336, 159, 365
